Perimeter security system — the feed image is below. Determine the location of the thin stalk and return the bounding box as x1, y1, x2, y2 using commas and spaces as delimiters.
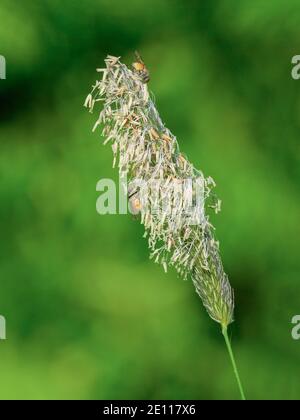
222, 325, 246, 400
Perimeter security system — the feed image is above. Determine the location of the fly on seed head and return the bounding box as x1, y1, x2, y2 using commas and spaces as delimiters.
128, 189, 142, 215
132, 51, 150, 84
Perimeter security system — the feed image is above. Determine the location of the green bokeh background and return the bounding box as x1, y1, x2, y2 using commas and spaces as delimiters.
1, 0, 300, 400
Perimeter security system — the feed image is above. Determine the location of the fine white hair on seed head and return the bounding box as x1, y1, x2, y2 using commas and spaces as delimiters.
85, 55, 234, 327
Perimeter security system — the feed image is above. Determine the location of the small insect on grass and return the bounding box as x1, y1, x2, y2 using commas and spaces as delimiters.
85, 53, 246, 400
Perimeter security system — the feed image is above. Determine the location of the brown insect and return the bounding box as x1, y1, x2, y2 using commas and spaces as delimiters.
132, 51, 150, 84
128, 189, 142, 215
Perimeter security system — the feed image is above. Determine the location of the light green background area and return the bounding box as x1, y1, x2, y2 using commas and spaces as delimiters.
0, 0, 300, 400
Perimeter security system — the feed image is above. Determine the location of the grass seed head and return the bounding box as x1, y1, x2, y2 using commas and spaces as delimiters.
85, 54, 234, 327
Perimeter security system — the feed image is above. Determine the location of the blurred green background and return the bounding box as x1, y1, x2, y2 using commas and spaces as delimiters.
1, 0, 300, 400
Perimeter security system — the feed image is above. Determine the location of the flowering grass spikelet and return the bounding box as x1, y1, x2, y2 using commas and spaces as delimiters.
85, 54, 234, 328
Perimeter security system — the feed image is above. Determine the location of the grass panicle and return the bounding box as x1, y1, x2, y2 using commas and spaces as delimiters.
85, 54, 245, 399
